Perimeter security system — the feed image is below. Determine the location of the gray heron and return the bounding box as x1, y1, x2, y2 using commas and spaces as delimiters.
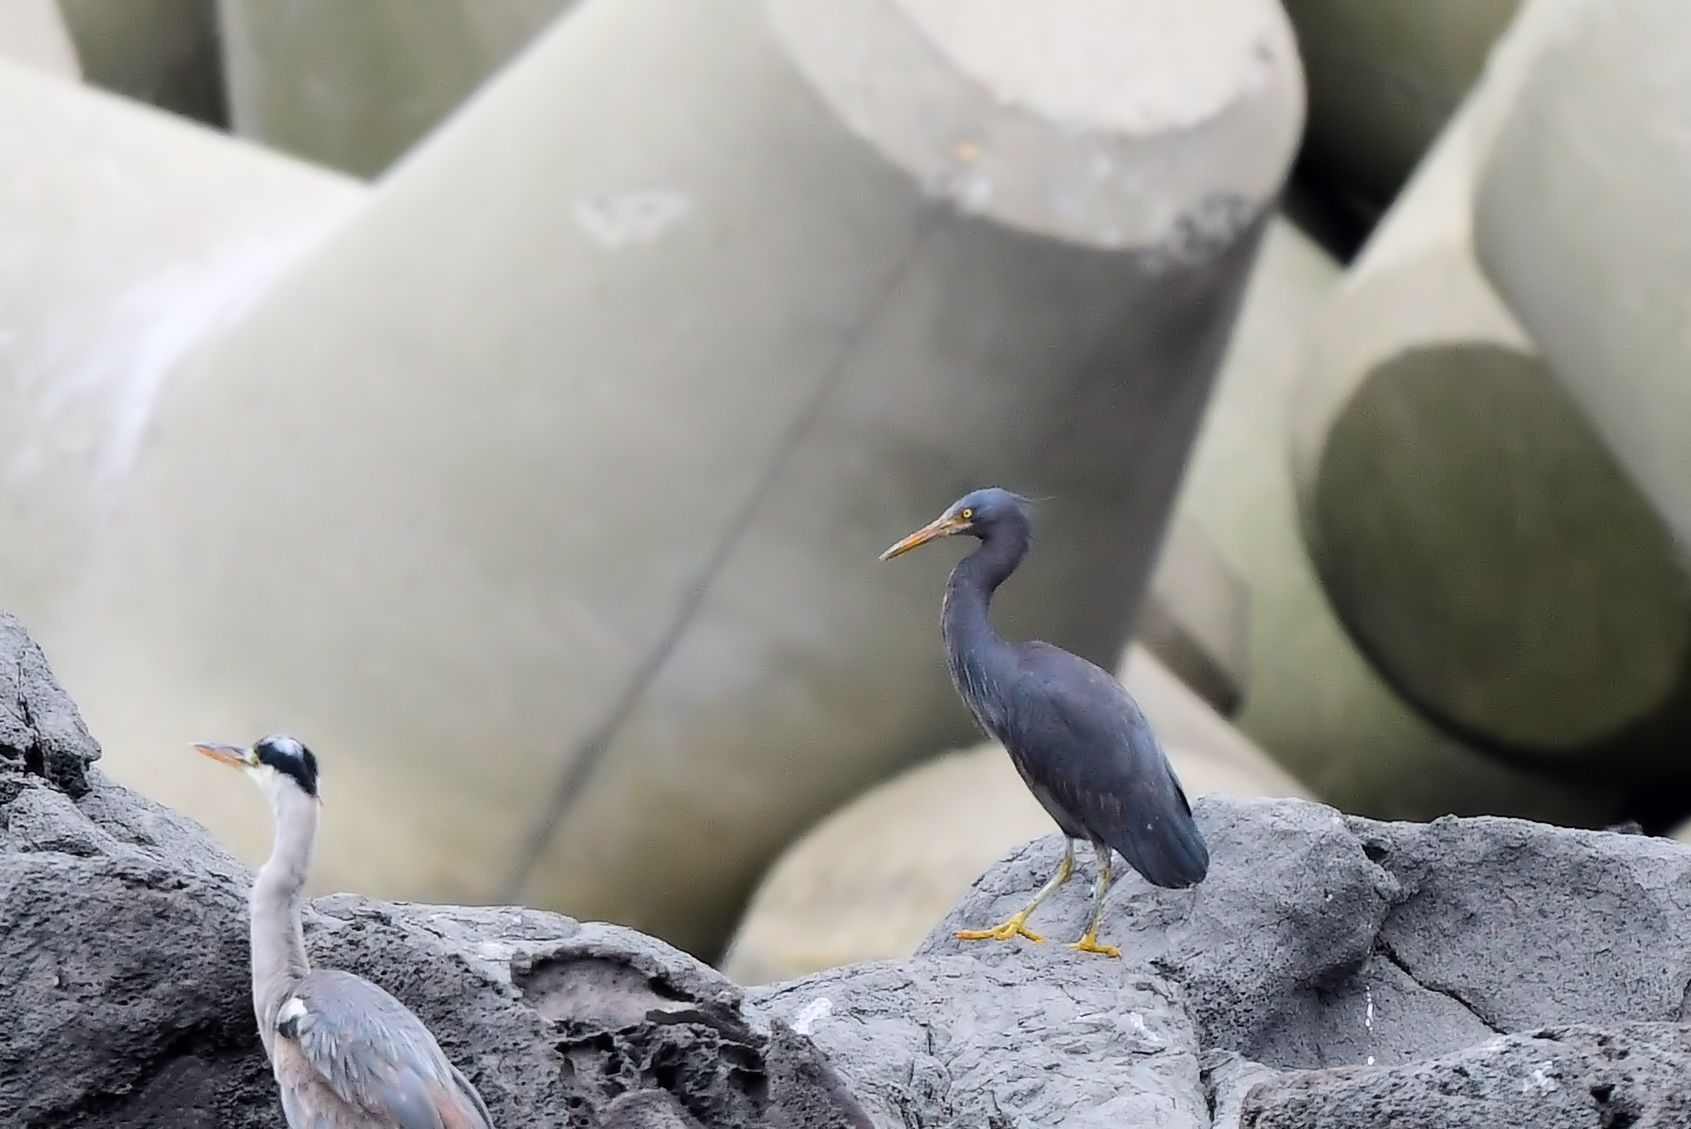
193, 736, 496, 1127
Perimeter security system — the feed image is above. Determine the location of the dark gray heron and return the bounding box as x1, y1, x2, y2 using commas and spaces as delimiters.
880, 488, 1209, 957
193, 736, 495, 1127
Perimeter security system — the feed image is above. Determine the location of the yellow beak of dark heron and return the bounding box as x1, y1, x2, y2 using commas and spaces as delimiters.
879, 513, 969, 561
191, 742, 255, 769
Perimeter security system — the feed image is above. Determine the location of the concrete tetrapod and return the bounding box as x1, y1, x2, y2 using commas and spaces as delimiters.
56, 0, 225, 124
1287, 10, 1691, 812
1174, 219, 1598, 824
1476, 4, 1691, 564
1137, 516, 1251, 717
219, 0, 579, 176
62, 0, 1304, 958
0, 62, 361, 634
0, 1, 78, 77
1281, 0, 1521, 205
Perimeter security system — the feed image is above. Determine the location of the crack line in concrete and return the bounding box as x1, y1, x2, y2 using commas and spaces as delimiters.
499, 204, 950, 903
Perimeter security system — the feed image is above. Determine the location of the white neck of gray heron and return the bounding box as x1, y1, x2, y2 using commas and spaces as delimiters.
251, 779, 318, 1043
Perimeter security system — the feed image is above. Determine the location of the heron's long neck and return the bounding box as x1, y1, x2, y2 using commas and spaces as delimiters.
251, 788, 316, 1036
942, 520, 1030, 733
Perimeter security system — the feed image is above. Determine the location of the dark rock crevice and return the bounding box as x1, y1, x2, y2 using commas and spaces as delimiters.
0, 612, 98, 797
1372, 936, 1504, 1035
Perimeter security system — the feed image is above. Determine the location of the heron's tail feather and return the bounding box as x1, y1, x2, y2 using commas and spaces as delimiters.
1133, 810, 1209, 888
1112, 770, 1209, 888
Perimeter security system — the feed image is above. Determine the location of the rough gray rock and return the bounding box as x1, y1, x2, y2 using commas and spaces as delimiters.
924, 797, 1450, 1069
0, 611, 873, 1127
1202, 1053, 1285, 1129
0, 610, 99, 796
1241, 1024, 1691, 1128
914, 792, 1691, 1124
11, 607, 1691, 1126
753, 952, 1205, 1127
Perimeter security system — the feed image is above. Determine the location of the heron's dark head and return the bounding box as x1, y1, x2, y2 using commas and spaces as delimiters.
192, 734, 320, 801
880, 487, 1033, 560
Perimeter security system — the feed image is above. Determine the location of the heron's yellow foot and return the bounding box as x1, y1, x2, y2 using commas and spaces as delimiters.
955, 912, 1044, 944
1067, 930, 1121, 958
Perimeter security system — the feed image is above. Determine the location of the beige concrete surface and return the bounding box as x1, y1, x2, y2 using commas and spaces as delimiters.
48, 0, 1304, 958
219, 0, 576, 175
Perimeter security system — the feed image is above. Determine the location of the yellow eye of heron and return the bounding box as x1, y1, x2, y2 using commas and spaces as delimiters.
960, 508, 973, 520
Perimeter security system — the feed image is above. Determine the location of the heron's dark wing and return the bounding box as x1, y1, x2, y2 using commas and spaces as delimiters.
278, 968, 493, 1128
1006, 642, 1208, 888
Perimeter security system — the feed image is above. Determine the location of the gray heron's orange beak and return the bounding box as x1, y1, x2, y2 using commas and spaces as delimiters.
191, 742, 255, 769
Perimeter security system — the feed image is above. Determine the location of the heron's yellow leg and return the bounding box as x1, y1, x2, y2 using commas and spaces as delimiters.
1067, 845, 1122, 958
955, 840, 1075, 945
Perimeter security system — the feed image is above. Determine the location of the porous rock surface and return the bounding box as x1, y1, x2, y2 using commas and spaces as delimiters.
1239, 1024, 1691, 1129
755, 951, 1206, 1127
8, 609, 1691, 1126
902, 792, 1691, 1126
0, 610, 871, 1128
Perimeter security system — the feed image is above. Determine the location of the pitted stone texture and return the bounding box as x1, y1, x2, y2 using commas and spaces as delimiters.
754, 953, 1205, 1128
923, 795, 1691, 1072
1240, 1024, 1691, 1129
15, 611, 1691, 1126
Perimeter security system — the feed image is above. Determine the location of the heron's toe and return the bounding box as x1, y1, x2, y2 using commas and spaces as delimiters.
955, 913, 1044, 944
1067, 933, 1121, 958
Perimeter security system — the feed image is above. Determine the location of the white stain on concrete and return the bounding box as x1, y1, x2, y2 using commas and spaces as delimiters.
574, 189, 692, 248
12, 227, 331, 502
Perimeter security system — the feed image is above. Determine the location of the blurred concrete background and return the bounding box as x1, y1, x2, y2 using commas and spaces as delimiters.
4, 0, 1689, 977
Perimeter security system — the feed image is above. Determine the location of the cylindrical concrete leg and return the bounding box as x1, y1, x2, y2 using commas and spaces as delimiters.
218, 0, 578, 175
64, 0, 1303, 956
1136, 516, 1251, 717
1176, 218, 1618, 824
1295, 251, 1688, 767
1289, 12, 1691, 792
0, 61, 360, 633
1476, 3, 1691, 559
0, 2, 78, 77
